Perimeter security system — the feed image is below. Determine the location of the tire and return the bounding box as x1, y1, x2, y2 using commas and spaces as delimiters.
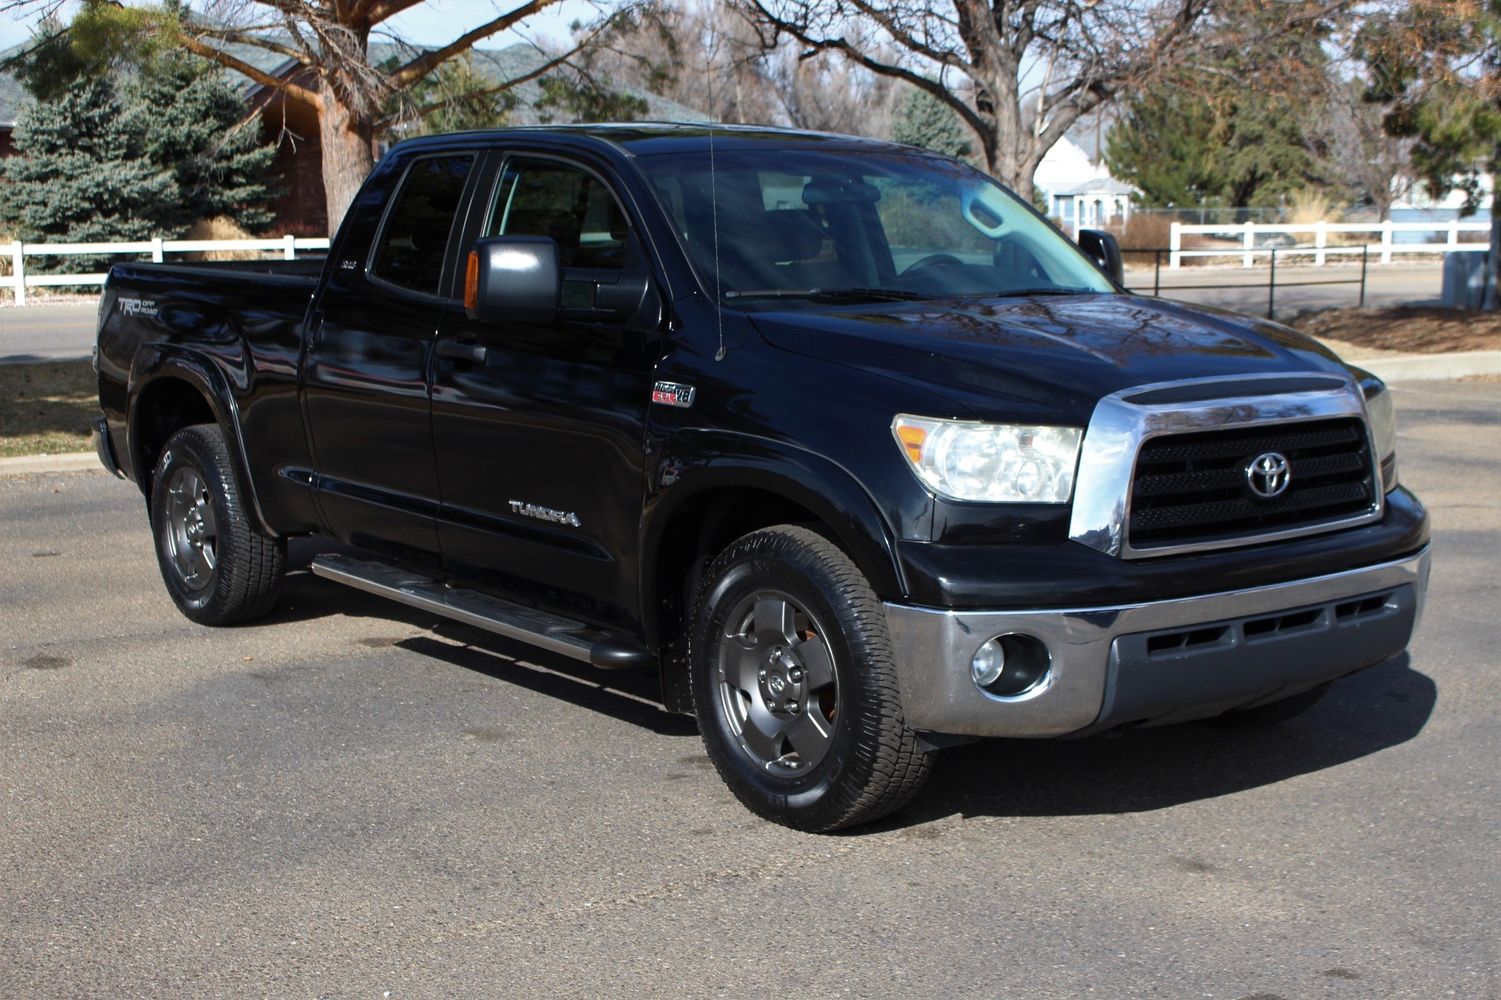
689, 525, 933, 832
150, 424, 285, 626
1207, 683, 1330, 728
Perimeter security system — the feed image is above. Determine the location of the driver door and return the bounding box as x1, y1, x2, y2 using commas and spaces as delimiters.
430, 154, 663, 631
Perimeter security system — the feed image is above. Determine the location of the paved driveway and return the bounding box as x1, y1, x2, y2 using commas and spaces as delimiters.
1, 380, 1496, 997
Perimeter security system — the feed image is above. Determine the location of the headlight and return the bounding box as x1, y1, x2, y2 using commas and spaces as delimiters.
1364, 381, 1398, 492
892, 415, 1082, 503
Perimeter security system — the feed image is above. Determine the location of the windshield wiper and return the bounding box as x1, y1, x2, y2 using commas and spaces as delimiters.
725, 287, 929, 303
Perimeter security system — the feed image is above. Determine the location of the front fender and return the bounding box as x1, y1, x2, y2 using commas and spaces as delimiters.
641, 429, 909, 623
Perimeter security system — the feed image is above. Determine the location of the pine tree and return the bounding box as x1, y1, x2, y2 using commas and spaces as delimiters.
132, 54, 279, 232
891, 88, 972, 160
0, 76, 177, 271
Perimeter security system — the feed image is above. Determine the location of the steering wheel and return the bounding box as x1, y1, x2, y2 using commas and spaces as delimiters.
901, 253, 964, 274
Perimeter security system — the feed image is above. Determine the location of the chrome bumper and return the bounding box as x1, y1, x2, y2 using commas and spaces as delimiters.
883, 547, 1430, 738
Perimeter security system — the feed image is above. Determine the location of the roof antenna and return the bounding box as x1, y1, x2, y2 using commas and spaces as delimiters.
709, 123, 727, 361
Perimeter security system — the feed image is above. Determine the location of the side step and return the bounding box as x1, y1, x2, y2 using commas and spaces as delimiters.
310, 553, 654, 670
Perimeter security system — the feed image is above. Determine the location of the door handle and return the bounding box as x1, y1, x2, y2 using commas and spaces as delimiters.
436, 338, 487, 364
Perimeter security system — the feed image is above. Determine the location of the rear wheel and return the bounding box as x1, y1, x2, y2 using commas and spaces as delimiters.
150, 424, 284, 625
689, 525, 932, 832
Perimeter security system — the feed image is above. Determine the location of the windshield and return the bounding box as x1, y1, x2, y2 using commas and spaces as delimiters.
636, 146, 1115, 305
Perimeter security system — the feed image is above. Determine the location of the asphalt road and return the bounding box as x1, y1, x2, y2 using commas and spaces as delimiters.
0, 264, 1446, 363
2, 381, 1497, 998
0, 301, 98, 362
1121, 262, 1444, 320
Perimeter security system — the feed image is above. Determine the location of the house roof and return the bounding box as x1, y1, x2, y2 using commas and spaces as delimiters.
0, 39, 709, 131
0, 44, 28, 127
1049, 177, 1138, 197
233, 39, 710, 126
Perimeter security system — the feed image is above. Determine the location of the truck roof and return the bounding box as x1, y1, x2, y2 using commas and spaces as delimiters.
387, 121, 904, 159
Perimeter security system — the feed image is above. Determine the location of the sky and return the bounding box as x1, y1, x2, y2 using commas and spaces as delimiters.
1, 0, 600, 54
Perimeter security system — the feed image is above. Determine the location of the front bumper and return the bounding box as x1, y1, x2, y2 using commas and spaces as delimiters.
883, 547, 1430, 738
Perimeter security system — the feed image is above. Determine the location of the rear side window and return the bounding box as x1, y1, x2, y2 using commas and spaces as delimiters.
487, 159, 630, 270
371, 154, 475, 294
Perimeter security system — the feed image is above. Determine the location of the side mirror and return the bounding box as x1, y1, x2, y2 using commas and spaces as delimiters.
1077, 229, 1124, 286
464, 236, 560, 324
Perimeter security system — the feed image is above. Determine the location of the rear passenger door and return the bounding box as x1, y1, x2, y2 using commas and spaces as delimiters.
303, 152, 479, 564
430, 153, 663, 631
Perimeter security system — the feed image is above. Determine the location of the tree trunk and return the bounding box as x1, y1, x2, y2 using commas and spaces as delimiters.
317, 83, 376, 237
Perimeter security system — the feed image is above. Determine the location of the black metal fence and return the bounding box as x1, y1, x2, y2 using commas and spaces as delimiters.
1127, 247, 1371, 320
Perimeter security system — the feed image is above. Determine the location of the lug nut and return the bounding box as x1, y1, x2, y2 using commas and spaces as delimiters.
787, 700, 800, 714
789, 668, 803, 682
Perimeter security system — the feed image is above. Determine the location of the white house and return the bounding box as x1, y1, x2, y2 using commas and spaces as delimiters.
1033, 135, 1137, 235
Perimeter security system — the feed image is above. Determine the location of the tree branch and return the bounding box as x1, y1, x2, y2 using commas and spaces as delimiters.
178, 34, 320, 107
387, 0, 563, 88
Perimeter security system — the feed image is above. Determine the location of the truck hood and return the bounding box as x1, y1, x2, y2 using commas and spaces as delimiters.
751, 293, 1350, 422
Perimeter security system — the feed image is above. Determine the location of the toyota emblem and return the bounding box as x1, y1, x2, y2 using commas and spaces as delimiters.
1245, 451, 1291, 499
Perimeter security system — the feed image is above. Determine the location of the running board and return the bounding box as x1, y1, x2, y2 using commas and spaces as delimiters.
310, 553, 654, 670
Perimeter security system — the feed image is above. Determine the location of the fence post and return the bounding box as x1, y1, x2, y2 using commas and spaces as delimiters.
1359, 246, 1368, 308
1381, 219, 1393, 264
1315, 221, 1327, 266
283, 234, 296, 261
151, 237, 164, 263
1169, 221, 1182, 269
1154, 250, 1162, 296
1243, 221, 1255, 268
9, 242, 25, 307
1267, 248, 1276, 319
1448, 219, 1460, 250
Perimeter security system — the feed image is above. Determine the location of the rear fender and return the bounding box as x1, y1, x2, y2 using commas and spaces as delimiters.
127, 345, 273, 537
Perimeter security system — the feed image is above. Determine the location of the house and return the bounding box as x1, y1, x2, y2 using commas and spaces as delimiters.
0, 40, 707, 235
0, 45, 23, 158
1033, 135, 1137, 235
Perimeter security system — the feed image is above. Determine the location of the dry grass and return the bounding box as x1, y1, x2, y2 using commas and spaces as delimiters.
1111, 214, 1222, 267
182, 217, 266, 261
1291, 306, 1501, 354
0, 360, 98, 458
1286, 189, 1342, 227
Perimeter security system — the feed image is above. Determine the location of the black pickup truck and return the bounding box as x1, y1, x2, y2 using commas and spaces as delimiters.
94, 124, 1430, 831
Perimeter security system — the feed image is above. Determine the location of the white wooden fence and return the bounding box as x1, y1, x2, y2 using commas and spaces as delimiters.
1168, 220, 1491, 269
1, 235, 331, 306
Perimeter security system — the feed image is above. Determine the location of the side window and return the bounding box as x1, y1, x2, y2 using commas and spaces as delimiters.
488, 159, 630, 270
371, 154, 475, 295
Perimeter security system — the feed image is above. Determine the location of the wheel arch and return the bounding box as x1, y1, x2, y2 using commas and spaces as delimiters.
641, 447, 906, 713
127, 348, 272, 537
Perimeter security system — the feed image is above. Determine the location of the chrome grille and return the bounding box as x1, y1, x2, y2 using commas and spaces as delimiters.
1128, 418, 1377, 550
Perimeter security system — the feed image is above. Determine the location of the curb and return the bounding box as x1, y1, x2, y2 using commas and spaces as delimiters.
0, 452, 104, 476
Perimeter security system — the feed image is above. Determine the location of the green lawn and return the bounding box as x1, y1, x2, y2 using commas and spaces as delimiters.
0, 360, 98, 458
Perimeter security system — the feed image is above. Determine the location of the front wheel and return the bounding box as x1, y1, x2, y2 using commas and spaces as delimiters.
689, 526, 932, 832
150, 424, 285, 625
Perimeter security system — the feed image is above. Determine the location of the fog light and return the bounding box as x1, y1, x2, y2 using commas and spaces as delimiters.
971, 633, 1051, 698
971, 638, 1006, 687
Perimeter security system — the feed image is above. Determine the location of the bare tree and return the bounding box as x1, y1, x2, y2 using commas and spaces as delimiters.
734, 0, 1346, 200
2, 0, 638, 230
580, 1, 902, 136
1318, 76, 1413, 220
